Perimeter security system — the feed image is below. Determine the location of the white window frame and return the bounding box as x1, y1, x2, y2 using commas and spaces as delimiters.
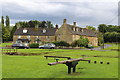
27, 35, 30, 39
18, 35, 21, 38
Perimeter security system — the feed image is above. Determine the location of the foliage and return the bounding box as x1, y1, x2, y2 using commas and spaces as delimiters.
71, 36, 89, 47
9, 26, 17, 41
86, 25, 96, 31
98, 24, 108, 33
16, 21, 30, 28
29, 20, 40, 28
1, 16, 4, 25
97, 32, 103, 46
16, 20, 54, 28
52, 41, 70, 47
2, 25, 10, 42
98, 24, 120, 42
5, 16, 10, 28
104, 32, 120, 42
29, 43, 39, 48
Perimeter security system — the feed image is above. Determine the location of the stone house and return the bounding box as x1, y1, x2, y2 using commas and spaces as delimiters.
13, 27, 58, 45
13, 19, 98, 46
56, 19, 98, 46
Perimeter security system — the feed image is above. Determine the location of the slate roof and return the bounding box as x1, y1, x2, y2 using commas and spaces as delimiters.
66, 24, 97, 37
14, 27, 57, 36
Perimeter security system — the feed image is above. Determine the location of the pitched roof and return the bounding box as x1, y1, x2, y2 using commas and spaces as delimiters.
14, 27, 57, 36
66, 24, 97, 37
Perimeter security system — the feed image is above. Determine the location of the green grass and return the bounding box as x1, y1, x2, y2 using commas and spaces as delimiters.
104, 43, 119, 50
1, 43, 12, 47
1, 43, 119, 78
2, 53, 118, 78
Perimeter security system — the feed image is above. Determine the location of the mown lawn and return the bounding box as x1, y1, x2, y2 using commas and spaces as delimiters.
1, 43, 119, 78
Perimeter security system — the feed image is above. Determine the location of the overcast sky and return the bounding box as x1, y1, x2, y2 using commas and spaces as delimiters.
1, 0, 119, 28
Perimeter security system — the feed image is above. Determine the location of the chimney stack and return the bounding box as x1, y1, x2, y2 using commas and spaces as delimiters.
73, 22, 76, 26
35, 25, 39, 28
55, 24, 58, 29
63, 19, 67, 24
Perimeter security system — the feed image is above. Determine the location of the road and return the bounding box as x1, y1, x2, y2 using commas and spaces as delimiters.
81, 44, 112, 51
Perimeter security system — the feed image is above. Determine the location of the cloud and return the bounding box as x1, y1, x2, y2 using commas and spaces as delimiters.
1, 0, 118, 27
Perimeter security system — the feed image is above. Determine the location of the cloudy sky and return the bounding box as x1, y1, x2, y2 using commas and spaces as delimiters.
1, 0, 119, 28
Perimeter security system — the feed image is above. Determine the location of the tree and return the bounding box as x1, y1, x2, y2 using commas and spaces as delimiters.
2, 25, 10, 42
5, 15, 10, 28
98, 24, 108, 33
97, 32, 103, 46
9, 26, 17, 41
46, 21, 54, 28
86, 26, 96, 31
29, 20, 40, 28
71, 36, 89, 47
1, 16, 4, 26
39, 21, 46, 28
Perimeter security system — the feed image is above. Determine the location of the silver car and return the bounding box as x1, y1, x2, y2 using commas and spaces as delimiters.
39, 43, 55, 49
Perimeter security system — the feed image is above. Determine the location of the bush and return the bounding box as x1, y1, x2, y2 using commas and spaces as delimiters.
71, 36, 89, 47
52, 41, 70, 47
29, 43, 39, 48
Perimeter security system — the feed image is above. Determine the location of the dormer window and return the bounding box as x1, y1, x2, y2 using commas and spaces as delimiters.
73, 27, 76, 31
23, 29, 28, 33
18, 35, 21, 38
43, 29, 46, 33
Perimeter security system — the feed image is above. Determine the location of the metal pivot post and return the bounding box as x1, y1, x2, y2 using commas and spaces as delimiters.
73, 66, 76, 72
65, 61, 78, 74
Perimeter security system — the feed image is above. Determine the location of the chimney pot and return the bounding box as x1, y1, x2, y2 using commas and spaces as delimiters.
63, 19, 67, 24
55, 24, 58, 29
73, 22, 76, 26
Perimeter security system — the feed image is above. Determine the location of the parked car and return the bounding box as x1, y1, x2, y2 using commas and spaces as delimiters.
12, 43, 29, 49
86, 44, 94, 49
39, 43, 55, 49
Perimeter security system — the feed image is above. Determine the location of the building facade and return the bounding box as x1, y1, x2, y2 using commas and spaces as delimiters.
13, 19, 98, 46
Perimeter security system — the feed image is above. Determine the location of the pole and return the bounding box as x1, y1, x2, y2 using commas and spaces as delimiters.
102, 26, 104, 49
68, 67, 71, 74
73, 66, 76, 72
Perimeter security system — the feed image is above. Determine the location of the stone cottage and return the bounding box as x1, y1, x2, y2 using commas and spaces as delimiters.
56, 19, 98, 46
13, 19, 98, 46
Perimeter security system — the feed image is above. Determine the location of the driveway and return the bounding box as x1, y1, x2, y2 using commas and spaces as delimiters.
81, 44, 112, 51
93, 44, 112, 50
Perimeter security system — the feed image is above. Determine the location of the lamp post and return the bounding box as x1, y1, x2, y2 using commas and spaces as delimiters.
102, 26, 104, 49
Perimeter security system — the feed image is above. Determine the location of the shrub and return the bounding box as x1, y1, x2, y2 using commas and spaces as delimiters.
29, 43, 39, 48
52, 41, 70, 47
71, 36, 89, 47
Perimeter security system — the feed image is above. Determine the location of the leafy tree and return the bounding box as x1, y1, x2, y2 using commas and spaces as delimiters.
46, 21, 54, 28
71, 36, 89, 47
16, 21, 30, 28
29, 20, 40, 28
5, 15, 10, 28
9, 26, 17, 41
2, 25, 10, 42
86, 26, 96, 31
39, 21, 46, 28
98, 24, 108, 33
1, 16, 4, 26
104, 32, 120, 42
97, 32, 103, 46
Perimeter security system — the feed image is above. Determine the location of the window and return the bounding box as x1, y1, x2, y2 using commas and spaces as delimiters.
23, 29, 28, 33
47, 36, 50, 40
27, 35, 30, 39
73, 27, 76, 31
18, 35, 21, 38
43, 29, 46, 33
